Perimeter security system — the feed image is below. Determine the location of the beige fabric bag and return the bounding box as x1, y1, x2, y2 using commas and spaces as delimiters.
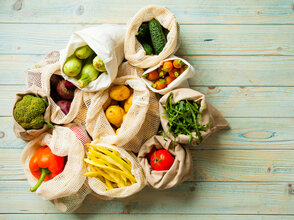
86, 62, 160, 152
159, 88, 229, 146
124, 5, 180, 68
13, 85, 51, 141
60, 25, 126, 92
27, 51, 84, 125
141, 56, 195, 95
21, 126, 90, 210
138, 135, 192, 189
87, 141, 146, 200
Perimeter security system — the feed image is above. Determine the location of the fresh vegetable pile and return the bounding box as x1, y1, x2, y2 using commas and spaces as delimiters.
63, 45, 107, 88
143, 58, 188, 90
14, 5, 228, 213
84, 143, 136, 190
162, 93, 209, 143
136, 19, 168, 55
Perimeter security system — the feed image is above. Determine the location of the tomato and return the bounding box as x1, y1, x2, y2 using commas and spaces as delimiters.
150, 149, 175, 171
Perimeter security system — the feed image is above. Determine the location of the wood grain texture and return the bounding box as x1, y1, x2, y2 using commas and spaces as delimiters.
3, 55, 294, 86
2, 86, 294, 117
2, 148, 294, 182
1, 24, 294, 56
1, 117, 293, 150
1, 214, 294, 220
0, 0, 294, 24
1, 181, 294, 214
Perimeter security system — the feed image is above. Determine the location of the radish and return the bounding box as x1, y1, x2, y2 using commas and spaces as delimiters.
64, 80, 76, 90
57, 80, 75, 100
57, 100, 71, 115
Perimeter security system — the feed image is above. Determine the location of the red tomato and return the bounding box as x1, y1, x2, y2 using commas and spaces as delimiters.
150, 149, 175, 171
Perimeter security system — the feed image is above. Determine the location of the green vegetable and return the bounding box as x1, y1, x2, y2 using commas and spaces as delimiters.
75, 45, 93, 59
149, 18, 167, 55
13, 95, 53, 130
93, 55, 106, 72
136, 22, 150, 39
161, 93, 210, 144
63, 55, 82, 77
78, 57, 100, 88
141, 42, 153, 55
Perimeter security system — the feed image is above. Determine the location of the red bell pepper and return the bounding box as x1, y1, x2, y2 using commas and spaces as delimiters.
29, 145, 65, 192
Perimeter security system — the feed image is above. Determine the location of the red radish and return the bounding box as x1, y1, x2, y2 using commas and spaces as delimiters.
64, 80, 76, 90
57, 80, 75, 100
50, 74, 63, 89
57, 100, 71, 115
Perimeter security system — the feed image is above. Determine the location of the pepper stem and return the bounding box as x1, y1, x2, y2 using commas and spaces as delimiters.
30, 168, 50, 192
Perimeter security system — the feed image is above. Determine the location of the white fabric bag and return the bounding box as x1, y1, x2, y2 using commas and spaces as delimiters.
60, 25, 126, 92
142, 56, 195, 95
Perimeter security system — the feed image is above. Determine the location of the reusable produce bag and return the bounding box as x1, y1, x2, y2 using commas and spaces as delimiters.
138, 135, 192, 189
124, 5, 180, 68
159, 88, 229, 146
27, 51, 84, 125
60, 24, 126, 92
13, 85, 51, 141
86, 62, 160, 152
86, 141, 146, 200
21, 125, 91, 212
142, 56, 195, 95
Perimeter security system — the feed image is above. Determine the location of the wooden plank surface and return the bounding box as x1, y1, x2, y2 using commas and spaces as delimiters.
1, 0, 294, 217
1, 181, 294, 214
1, 0, 294, 24
1, 214, 294, 220
2, 55, 294, 86
1, 117, 293, 150
2, 85, 294, 117
1, 24, 294, 56
2, 148, 294, 182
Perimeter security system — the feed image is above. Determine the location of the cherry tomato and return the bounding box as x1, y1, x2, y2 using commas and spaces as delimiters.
150, 149, 175, 171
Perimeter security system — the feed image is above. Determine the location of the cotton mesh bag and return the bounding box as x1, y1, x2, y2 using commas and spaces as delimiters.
21, 125, 91, 212
138, 135, 193, 189
13, 85, 52, 141
86, 62, 160, 152
124, 5, 180, 68
26, 51, 84, 125
141, 56, 195, 95
86, 141, 146, 200
60, 24, 126, 92
159, 88, 229, 146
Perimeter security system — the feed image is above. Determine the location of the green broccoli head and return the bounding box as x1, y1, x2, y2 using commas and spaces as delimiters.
13, 94, 47, 130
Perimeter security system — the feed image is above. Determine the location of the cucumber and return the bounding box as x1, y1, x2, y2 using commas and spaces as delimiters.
141, 42, 153, 55
136, 22, 149, 39
149, 19, 167, 55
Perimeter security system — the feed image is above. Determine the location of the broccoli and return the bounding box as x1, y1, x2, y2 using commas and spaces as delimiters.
13, 94, 52, 130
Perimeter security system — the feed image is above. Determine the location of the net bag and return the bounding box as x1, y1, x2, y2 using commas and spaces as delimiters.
138, 135, 193, 189
86, 141, 146, 200
13, 85, 51, 141
124, 5, 180, 68
21, 126, 90, 211
86, 62, 160, 152
159, 88, 229, 146
26, 51, 84, 125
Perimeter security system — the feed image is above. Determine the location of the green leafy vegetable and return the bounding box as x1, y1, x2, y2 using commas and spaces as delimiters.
162, 93, 210, 144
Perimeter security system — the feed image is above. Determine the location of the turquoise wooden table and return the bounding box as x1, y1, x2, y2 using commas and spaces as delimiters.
1, 0, 294, 219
